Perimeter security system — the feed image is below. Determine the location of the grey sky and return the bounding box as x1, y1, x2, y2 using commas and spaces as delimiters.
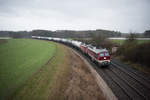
0, 0, 149, 33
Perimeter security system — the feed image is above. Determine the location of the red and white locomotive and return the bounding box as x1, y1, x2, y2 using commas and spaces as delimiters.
80, 44, 110, 66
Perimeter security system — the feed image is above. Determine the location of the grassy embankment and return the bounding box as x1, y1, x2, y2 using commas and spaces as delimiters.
0, 39, 56, 100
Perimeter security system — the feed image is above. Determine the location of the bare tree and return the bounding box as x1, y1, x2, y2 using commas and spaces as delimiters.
125, 32, 137, 43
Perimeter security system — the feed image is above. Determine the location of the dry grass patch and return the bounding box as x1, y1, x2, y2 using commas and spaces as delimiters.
63, 48, 105, 100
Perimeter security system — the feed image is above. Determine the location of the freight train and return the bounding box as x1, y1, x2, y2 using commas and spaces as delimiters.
32, 36, 111, 67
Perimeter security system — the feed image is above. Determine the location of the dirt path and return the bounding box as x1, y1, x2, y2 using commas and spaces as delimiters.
59, 46, 106, 100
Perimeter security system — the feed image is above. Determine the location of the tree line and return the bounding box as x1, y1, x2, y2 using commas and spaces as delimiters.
0, 29, 122, 38
0, 29, 149, 38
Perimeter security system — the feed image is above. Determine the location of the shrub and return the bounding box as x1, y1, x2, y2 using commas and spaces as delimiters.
136, 43, 150, 66
117, 42, 150, 67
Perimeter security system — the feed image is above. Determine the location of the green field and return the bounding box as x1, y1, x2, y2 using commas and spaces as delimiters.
11, 41, 70, 100
0, 39, 56, 100
111, 39, 150, 45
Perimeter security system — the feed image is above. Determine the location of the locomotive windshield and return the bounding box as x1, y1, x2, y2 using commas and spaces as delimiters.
105, 52, 109, 56
99, 52, 109, 57
100, 53, 104, 57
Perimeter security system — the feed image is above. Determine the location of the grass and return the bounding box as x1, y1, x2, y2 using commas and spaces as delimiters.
111, 40, 125, 45
11, 42, 70, 100
0, 39, 56, 100
111, 39, 150, 45
67, 38, 73, 40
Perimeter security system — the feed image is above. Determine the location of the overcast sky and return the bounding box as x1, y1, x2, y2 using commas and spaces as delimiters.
0, 0, 149, 33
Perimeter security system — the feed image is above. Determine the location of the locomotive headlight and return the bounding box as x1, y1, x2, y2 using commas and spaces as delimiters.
104, 57, 106, 59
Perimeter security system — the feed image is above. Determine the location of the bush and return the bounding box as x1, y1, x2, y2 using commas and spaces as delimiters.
136, 43, 150, 66
117, 42, 150, 67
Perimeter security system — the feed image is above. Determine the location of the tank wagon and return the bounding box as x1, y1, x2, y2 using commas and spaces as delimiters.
32, 36, 111, 67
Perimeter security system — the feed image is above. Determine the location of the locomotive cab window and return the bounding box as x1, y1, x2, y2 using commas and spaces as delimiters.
105, 52, 109, 56
100, 53, 104, 57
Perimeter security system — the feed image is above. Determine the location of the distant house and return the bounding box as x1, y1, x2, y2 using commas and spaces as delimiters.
112, 47, 118, 54
111, 44, 120, 54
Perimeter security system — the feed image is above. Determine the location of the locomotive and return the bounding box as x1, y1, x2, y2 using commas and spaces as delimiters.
32, 36, 111, 67
80, 44, 110, 66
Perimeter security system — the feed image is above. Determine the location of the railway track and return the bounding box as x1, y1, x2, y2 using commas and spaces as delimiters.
110, 61, 150, 100
67, 45, 150, 100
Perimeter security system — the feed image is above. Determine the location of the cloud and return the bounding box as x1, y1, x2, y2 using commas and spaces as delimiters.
0, 0, 150, 32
